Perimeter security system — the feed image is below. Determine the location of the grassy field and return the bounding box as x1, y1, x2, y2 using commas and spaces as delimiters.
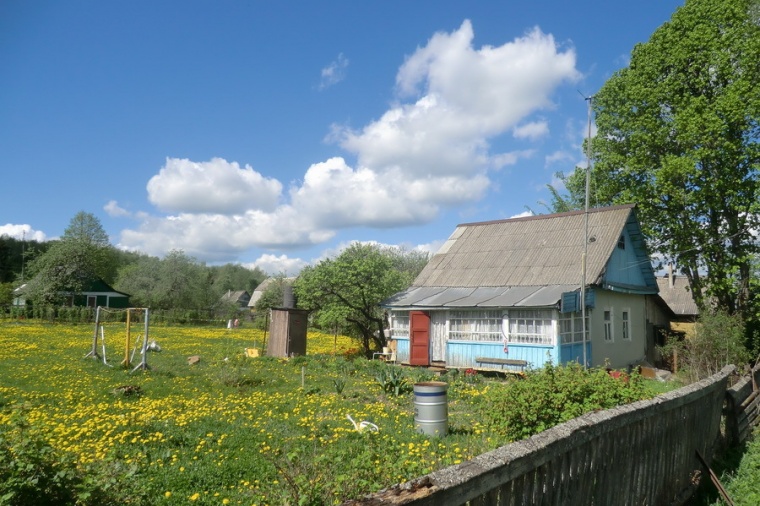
1, 320, 661, 505
0, 321, 497, 505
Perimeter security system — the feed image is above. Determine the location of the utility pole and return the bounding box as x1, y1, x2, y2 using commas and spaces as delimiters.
581, 95, 593, 368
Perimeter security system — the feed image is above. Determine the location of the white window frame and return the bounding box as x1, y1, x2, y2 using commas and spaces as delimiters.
449, 310, 502, 341
390, 311, 410, 338
603, 308, 614, 342
504, 309, 555, 345
621, 308, 631, 341
559, 311, 589, 344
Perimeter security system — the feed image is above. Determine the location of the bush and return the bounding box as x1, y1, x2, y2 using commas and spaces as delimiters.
477, 362, 650, 442
660, 310, 751, 383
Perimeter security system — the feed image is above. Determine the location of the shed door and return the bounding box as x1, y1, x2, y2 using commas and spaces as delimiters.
409, 311, 430, 366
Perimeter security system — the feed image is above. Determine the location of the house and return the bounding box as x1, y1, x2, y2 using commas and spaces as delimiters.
220, 289, 251, 308
13, 278, 130, 308
382, 204, 661, 370
247, 277, 296, 310
656, 272, 699, 337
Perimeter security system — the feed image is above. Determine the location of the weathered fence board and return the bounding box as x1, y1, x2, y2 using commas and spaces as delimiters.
343, 366, 734, 506
726, 365, 760, 445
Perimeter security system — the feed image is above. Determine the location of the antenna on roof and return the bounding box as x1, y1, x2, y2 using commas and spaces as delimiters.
580, 92, 594, 369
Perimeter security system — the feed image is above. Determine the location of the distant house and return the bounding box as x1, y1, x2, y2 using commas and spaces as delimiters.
656, 273, 699, 337
13, 278, 130, 308
220, 289, 251, 308
248, 277, 296, 310
382, 204, 661, 370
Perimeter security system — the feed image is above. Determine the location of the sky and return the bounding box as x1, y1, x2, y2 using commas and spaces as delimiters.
0, 0, 684, 275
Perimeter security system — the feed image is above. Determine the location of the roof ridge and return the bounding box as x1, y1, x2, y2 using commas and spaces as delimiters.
457, 203, 636, 228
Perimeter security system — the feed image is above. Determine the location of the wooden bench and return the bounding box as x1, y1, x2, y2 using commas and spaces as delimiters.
475, 357, 528, 376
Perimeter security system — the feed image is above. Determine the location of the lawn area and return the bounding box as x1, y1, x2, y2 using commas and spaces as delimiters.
0, 321, 663, 505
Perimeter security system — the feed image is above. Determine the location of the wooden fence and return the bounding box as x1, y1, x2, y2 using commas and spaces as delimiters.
725, 363, 760, 446
344, 365, 735, 506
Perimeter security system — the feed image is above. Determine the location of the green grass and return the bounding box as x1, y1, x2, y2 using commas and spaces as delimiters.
0, 321, 668, 505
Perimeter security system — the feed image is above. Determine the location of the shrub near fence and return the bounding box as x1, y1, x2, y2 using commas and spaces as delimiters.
344, 366, 735, 506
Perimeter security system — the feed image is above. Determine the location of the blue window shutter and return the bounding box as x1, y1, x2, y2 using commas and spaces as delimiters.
561, 291, 578, 313
585, 288, 595, 308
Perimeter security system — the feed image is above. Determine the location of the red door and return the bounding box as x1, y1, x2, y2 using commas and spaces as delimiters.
409, 311, 430, 366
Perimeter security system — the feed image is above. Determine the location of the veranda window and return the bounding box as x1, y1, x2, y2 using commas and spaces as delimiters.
559, 312, 589, 344
449, 310, 502, 341
506, 309, 554, 345
390, 311, 409, 338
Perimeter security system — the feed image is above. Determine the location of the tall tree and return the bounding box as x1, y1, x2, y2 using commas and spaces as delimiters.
294, 243, 427, 356
565, 0, 760, 324
25, 212, 116, 304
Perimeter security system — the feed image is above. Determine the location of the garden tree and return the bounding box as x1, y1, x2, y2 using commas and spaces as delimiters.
115, 252, 267, 311
294, 243, 427, 357
25, 212, 117, 304
115, 250, 209, 309
563, 0, 760, 331
113, 254, 163, 308
209, 263, 267, 298
387, 247, 431, 287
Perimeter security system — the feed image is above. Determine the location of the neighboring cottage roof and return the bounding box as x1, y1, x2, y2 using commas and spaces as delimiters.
248, 277, 295, 307
220, 290, 250, 305
385, 204, 657, 309
656, 276, 699, 317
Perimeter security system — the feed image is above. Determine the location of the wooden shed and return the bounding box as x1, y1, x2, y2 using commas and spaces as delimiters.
266, 308, 308, 357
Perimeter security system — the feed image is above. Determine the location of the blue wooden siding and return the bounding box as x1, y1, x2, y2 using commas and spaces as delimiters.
605, 227, 647, 287
447, 341, 557, 369
395, 337, 410, 363
391, 336, 559, 369
559, 342, 592, 367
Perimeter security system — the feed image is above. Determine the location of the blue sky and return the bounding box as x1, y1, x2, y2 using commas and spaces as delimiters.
1, 1, 683, 275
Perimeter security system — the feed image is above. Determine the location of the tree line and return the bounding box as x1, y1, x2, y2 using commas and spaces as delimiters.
0, 213, 431, 359
0, 212, 268, 312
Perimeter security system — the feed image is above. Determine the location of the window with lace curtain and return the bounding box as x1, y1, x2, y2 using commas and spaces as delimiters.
389, 311, 409, 338
449, 310, 502, 341
506, 309, 554, 345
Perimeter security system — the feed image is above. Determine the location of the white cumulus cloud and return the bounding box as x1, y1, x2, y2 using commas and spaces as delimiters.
116, 20, 580, 262
249, 254, 309, 276
0, 224, 47, 241
513, 121, 549, 140
147, 158, 282, 214
104, 200, 131, 217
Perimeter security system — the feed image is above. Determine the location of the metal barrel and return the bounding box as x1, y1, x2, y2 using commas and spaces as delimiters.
413, 381, 448, 436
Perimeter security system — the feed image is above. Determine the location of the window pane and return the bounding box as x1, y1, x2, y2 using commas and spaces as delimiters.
449, 310, 502, 341
507, 309, 554, 345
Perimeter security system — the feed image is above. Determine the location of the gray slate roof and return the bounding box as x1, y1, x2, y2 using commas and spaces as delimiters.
385, 204, 655, 309
248, 277, 296, 307
656, 276, 699, 316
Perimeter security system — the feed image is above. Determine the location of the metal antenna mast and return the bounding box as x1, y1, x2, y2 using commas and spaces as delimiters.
581, 93, 593, 368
